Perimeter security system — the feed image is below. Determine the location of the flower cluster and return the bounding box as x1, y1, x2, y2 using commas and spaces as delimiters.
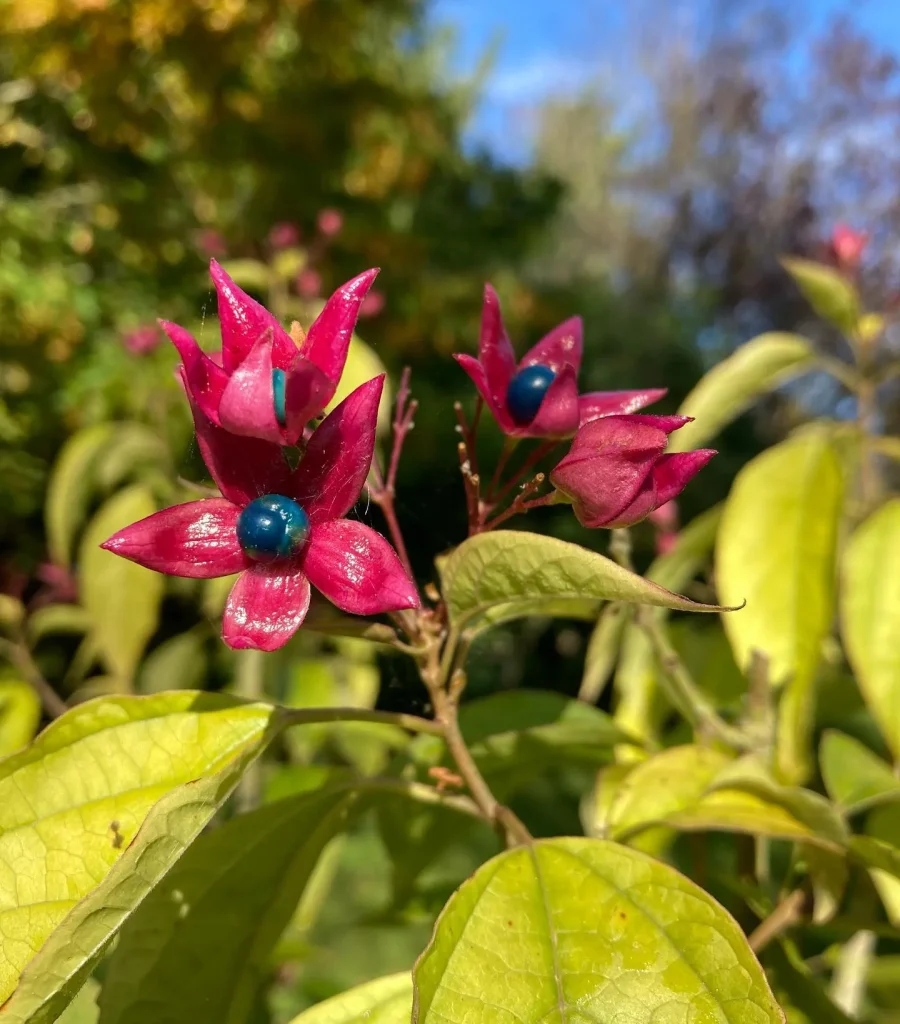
104, 264, 419, 651
454, 287, 715, 529
104, 264, 714, 651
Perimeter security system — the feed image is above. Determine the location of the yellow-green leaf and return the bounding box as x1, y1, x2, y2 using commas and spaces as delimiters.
441, 530, 726, 634
0, 691, 276, 1021
100, 779, 361, 1024
717, 428, 844, 782
288, 974, 412, 1024
820, 730, 900, 814
670, 333, 815, 453
325, 334, 391, 434
79, 485, 164, 686
45, 423, 116, 567
218, 258, 271, 291
26, 604, 91, 644
841, 499, 900, 758
781, 257, 860, 335
0, 677, 40, 756
0, 595, 24, 632
412, 837, 785, 1024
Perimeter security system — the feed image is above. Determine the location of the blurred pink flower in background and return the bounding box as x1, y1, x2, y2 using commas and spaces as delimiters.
648, 500, 679, 534
296, 268, 323, 298
123, 325, 161, 356
359, 289, 385, 318
195, 229, 227, 258
317, 208, 343, 238
268, 221, 301, 249
831, 224, 868, 268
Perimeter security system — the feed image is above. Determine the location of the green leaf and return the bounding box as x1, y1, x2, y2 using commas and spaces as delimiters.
669, 333, 815, 454
803, 844, 847, 924
588, 745, 732, 845
79, 485, 164, 685
0, 594, 24, 632
862, 804, 900, 925
458, 690, 626, 797
100, 778, 361, 1024
781, 257, 860, 335
841, 499, 900, 758
441, 530, 725, 634
412, 837, 785, 1024
578, 605, 629, 705
763, 941, 855, 1024
45, 423, 116, 567
613, 505, 722, 745
93, 422, 169, 492
717, 428, 844, 782
0, 692, 276, 1021
325, 335, 391, 435
820, 730, 900, 814
26, 604, 91, 644
56, 979, 100, 1024
0, 676, 41, 756
287, 973, 412, 1024
138, 630, 207, 693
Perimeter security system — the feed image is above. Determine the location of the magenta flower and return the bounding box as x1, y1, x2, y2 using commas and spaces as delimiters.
123, 324, 161, 356
454, 285, 667, 439
550, 414, 715, 529
101, 377, 419, 651
161, 260, 377, 446
268, 221, 301, 249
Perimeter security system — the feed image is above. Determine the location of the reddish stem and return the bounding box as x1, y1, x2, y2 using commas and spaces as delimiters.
484, 473, 557, 530
369, 367, 418, 582
454, 400, 483, 535
491, 440, 560, 507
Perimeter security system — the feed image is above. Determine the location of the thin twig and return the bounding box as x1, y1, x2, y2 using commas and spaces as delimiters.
0, 637, 68, 719
484, 474, 558, 530
486, 436, 518, 502
490, 440, 559, 508
369, 367, 418, 581
361, 777, 483, 821
748, 889, 807, 953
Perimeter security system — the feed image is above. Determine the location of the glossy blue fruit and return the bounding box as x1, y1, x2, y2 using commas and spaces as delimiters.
506, 364, 556, 425
237, 494, 309, 563
272, 368, 287, 426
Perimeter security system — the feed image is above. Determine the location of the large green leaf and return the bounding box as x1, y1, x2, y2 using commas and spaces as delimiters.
717, 428, 844, 782
0, 676, 41, 756
670, 333, 815, 454
412, 837, 784, 1024
0, 692, 276, 1022
45, 423, 116, 568
441, 531, 724, 634
781, 257, 860, 335
93, 422, 169, 492
99, 779, 362, 1024
79, 485, 164, 686
287, 974, 412, 1024
820, 730, 900, 814
841, 500, 900, 758
612, 505, 722, 745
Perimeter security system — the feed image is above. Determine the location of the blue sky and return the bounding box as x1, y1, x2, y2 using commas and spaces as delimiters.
431, 0, 900, 155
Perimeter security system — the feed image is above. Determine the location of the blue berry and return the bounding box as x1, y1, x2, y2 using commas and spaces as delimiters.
272, 368, 287, 427
506, 364, 556, 425
237, 494, 309, 563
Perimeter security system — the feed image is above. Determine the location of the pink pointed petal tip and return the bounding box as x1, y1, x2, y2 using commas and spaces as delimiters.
478, 284, 517, 407
100, 499, 246, 578
522, 316, 583, 376
300, 268, 379, 387
209, 258, 295, 372
523, 364, 580, 438
223, 565, 311, 651
161, 320, 228, 422
453, 353, 513, 431
653, 449, 717, 504
304, 519, 419, 616
217, 331, 283, 444
283, 355, 332, 442
578, 388, 668, 425
290, 375, 385, 522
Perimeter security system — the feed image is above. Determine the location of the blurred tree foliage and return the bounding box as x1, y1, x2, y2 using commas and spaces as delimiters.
0, 0, 561, 572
